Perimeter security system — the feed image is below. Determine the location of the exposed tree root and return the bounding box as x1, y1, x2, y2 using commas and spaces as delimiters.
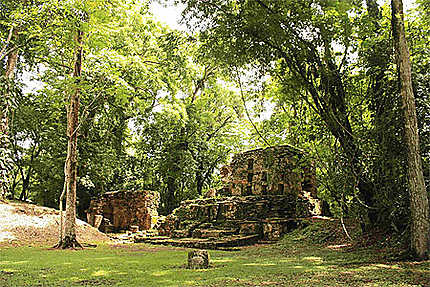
54, 235, 83, 249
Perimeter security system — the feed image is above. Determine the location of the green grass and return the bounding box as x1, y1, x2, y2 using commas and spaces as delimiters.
1, 234, 429, 286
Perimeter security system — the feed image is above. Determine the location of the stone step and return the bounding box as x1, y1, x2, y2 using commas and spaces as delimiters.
136, 234, 261, 250
191, 228, 236, 239
172, 229, 189, 238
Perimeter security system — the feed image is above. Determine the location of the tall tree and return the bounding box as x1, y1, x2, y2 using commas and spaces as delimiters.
56, 27, 84, 249
0, 24, 19, 201
391, 0, 430, 259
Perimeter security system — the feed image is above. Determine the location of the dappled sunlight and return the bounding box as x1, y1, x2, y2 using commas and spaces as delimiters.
151, 270, 170, 277
92, 270, 110, 277
1, 241, 429, 286
187, 268, 211, 272
243, 262, 277, 266
0, 269, 18, 273
65, 276, 80, 282
313, 265, 328, 270
278, 258, 297, 263
212, 258, 235, 263
372, 263, 402, 270
0, 260, 28, 265
302, 256, 323, 263
327, 244, 352, 250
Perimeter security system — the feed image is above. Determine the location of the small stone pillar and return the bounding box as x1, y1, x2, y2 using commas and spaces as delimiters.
94, 215, 103, 229
187, 250, 210, 269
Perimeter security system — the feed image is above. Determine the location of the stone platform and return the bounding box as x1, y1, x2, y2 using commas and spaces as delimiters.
157, 195, 314, 240
135, 234, 260, 250
136, 195, 317, 249
137, 146, 321, 250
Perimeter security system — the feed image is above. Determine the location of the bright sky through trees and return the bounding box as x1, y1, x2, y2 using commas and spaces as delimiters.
150, 0, 417, 31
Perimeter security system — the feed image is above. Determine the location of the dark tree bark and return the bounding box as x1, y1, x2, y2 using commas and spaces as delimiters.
196, 162, 204, 196
56, 29, 84, 249
391, 0, 430, 260
166, 175, 177, 214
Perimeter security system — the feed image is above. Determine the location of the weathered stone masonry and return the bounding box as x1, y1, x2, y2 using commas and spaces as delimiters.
220, 145, 317, 198
148, 145, 320, 248
86, 190, 159, 233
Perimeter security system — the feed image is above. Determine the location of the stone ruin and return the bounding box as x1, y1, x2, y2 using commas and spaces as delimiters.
137, 145, 321, 249
86, 190, 159, 233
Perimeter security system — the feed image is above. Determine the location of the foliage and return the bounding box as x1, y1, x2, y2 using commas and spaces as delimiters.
175, 0, 430, 233
3, 0, 247, 217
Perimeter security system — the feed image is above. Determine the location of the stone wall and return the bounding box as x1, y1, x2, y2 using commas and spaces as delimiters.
86, 190, 159, 233
219, 145, 317, 198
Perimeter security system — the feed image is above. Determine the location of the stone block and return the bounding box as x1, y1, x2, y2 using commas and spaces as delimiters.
187, 250, 210, 269
130, 225, 139, 233
239, 221, 262, 235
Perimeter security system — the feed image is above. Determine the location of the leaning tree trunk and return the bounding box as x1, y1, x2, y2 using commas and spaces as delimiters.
0, 29, 19, 201
56, 29, 84, 249
391, 0, 430, 260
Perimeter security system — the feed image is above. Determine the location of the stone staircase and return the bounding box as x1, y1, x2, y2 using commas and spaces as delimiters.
133, 194, 316, 249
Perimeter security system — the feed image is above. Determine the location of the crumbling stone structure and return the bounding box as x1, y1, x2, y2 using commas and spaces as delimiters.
138, 145, 320, 249
219, 145, 317, 198
86, 190, 159, 233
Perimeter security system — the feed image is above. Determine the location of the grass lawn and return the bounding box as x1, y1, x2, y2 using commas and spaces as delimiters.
1, 232, 429, 287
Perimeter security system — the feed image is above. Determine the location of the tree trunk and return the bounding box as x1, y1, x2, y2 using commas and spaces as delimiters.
314, 57, 377, 228
56, 29, 84, 249
19, 171, 30, 201
0, 29, 19, 201
196, 162, 204, 196
166, 175, 177, 214
391, 0, 430, 260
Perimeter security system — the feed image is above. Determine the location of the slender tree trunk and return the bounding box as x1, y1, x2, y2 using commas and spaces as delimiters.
56, 29, 84, 249
19, 173, 30, 201
166, 176, 177, 214
0, 29, 19, 201
392, 0, 430, 260
196, 162, 204, 196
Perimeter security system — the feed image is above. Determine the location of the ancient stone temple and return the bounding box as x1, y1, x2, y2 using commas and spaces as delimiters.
219, 145, 317, 197
86, 190, 159, 233
137, 145, 320, 249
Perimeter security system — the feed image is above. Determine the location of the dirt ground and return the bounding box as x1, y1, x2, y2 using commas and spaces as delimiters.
0, 201, 109, 247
